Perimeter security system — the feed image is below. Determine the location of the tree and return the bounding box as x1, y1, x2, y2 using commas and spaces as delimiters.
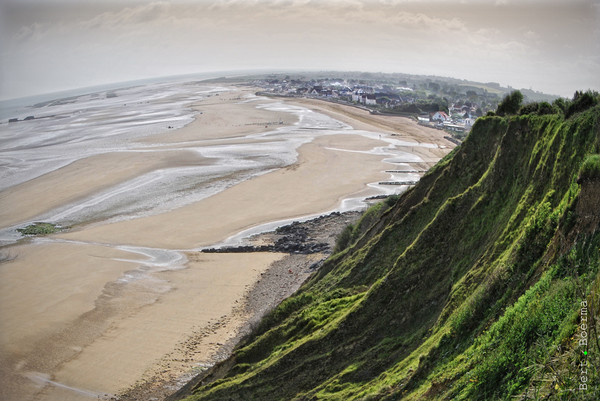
429, 82, 440, 92
496, 90, 524, 116
538, 101, 556, 115
552, 97, 568, 114
566, 90, 599, 118
518, 102, 539, 115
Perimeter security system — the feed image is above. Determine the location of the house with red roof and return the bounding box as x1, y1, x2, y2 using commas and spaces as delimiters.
430, 111, 450, 122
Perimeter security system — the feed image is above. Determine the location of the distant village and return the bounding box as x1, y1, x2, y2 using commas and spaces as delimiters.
252, 76, 494, 140
247, 72, 556, 140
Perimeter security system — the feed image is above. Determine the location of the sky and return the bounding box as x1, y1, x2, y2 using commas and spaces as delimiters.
1, 0, 599, 100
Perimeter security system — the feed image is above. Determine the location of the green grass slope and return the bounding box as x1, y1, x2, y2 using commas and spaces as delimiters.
171, 93, 600, 400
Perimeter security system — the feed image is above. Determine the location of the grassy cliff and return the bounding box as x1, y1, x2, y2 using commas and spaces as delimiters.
171, 92, 600, 400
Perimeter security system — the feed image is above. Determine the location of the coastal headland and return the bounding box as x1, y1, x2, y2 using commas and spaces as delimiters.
0, 85, 454, 401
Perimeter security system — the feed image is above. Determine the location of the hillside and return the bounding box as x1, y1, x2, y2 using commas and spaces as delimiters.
169, 92, 600, 400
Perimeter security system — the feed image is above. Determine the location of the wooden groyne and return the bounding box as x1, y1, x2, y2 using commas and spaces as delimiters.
384, 170, 427, 174
378, 181, 419, 186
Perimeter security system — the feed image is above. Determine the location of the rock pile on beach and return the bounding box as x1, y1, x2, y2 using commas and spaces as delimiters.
202, 211, 361, 255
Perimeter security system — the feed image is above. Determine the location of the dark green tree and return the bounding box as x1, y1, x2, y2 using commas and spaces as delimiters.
566, 90, 599, 118
496, 90, 524, 116
519, 102, 539, 115
537, 101, 556, 115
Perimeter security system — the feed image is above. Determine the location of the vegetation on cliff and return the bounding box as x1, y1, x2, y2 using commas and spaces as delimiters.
171, 91, 600, 400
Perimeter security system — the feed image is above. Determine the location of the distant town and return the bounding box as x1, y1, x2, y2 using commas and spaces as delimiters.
245, 71, 558, 141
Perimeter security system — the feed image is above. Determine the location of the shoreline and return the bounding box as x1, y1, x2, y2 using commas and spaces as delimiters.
118, 210, 362, 401
286, 96, 455, 166
0, 88, 297, 233
0, 86, 454, 401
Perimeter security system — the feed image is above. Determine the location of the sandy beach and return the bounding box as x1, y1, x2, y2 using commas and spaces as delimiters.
57, 133, 389, 249
288, 98, 452, 165
0, 86, 454, 401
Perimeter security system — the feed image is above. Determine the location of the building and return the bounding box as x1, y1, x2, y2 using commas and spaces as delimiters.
309, 86, 323, 96
364, 94, 377, 106
430, 111, 450, 122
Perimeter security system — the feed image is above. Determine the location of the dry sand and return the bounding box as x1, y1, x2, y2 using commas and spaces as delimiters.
142, 91, 296, 143
0, 246, 283, 401
39, 252, 284, 401
0, 88, 454, 401
289, 98, 454, 165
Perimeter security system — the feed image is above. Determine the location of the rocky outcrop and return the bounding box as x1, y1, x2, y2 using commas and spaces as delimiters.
202, 211, 360, 255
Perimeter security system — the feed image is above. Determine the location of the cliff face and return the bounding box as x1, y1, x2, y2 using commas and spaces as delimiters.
172, 97, 600, 400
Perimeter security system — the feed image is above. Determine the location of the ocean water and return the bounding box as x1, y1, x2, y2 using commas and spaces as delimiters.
0, 77, 436, 245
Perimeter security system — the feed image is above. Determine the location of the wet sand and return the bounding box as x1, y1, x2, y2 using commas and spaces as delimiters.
0, 87, 454, 401
57, 133, 389, 249
0, 150, 210, 229
0, 90, 298, 230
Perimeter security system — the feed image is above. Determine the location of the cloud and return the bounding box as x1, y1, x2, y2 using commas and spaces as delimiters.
78, 2, 173, 30
1, 0, 598, 99
14, 24, 40, 42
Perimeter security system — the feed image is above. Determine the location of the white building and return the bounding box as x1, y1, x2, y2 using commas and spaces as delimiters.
430, 111, 450, 122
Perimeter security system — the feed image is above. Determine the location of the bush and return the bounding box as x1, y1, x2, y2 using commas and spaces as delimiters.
552, 97, 568, 114
537, 101, 556, 115
334, 224, 354, 253
519, 102, 539, 115
519, 101, 558, 116
496, 90, 524, 116
578, 154, 600, 182
566, 90, 599, 118
385, 194, 401, 208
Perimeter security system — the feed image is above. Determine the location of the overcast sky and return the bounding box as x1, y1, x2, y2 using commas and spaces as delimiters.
1, 0, 599, 100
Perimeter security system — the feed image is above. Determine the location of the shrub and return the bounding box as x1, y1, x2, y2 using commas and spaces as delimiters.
537, 101, 556, 115
385, 194, 401, 208
519, 101, 557, 116
334, 224, 354, 253
552, 97, 568, 114
496, 90, 523, 116
519, 102, 539, 115
578, 154, 600, 182
566, 90, 599, 118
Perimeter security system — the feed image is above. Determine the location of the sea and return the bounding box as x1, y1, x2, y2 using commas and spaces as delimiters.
0, 75, 430, 246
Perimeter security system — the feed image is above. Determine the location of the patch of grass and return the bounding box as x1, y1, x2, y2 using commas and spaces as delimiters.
333, 224, 354, 254
17, 222, 62, 236
333, 200, 392, 254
